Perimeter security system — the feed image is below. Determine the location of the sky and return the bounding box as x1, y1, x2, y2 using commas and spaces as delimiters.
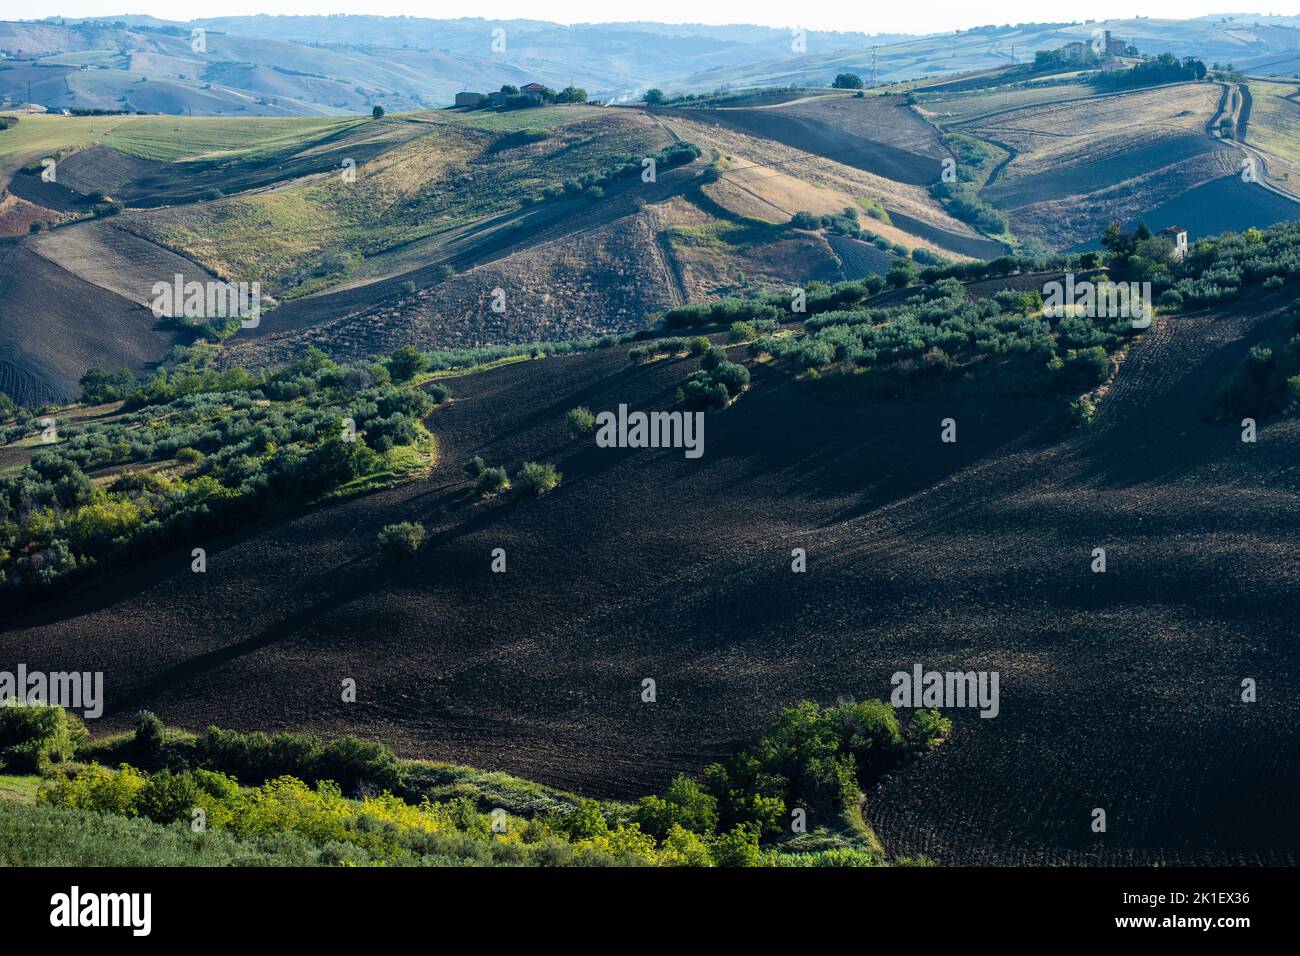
9, 4, 1296, 36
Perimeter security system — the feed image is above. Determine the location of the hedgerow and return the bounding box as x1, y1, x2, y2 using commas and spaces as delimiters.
15, 700, 949, 867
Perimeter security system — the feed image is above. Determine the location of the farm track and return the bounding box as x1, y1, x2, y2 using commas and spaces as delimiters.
2, 291, 1298, 863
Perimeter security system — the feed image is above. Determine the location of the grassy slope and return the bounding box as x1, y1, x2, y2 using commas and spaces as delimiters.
129, 108, 671, 296
0, 774, 39, 803
921, 81, 1098, 126
0, 112, 355, 182
1245, 79, 1300, 185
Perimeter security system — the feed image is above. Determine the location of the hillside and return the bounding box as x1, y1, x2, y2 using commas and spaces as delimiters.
677, 16, 1300, 92
0, 95, 1011, 403
4, 222, 1300, 863
3, 15, 1300, 118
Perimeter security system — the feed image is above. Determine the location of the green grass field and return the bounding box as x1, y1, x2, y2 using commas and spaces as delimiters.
0, 112, 365, 179
0, 774, 41, 804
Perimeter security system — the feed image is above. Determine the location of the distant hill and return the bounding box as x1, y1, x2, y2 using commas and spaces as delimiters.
3, 14, 1300, 117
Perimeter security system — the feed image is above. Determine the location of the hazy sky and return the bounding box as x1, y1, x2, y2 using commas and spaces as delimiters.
16, 4, 1290, 36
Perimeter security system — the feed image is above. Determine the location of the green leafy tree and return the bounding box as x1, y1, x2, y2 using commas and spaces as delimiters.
134, 710, 165, 757
386, 347, 429, 382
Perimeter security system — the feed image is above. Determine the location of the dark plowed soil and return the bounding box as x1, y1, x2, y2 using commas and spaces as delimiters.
6, 171, 89, 213
1067, 175, 1300, 251
55, 146, 163, 199
2, 293, 1298, 864
887, 209, 1006, 259
0, 243, 176, 404
826, 234, 897, 279
982, 135, 1224, 210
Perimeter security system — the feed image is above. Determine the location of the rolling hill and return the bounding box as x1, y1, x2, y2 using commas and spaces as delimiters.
3, 14, 1300, 119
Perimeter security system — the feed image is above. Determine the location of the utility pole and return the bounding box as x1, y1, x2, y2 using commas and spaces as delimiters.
870, 46, 877, 87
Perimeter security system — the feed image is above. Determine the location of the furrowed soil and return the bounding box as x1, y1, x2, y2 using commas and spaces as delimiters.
2, 290, 1297, 864
0, 243, 178, 404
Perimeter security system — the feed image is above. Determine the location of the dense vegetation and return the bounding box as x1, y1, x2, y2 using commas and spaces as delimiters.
653, 222, 1300, 415
1, 699, 948, 867
1093, 53, 1207, 90
0, 346, 442, 599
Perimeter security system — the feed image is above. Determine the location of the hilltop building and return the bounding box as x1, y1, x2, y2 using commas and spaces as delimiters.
1059, 30, 1129, 60
1163, 226, 1189, 261
454, 85, 545, 108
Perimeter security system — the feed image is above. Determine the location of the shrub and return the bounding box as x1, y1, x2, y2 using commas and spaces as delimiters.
514, 461, 562, 497
0, 704, 88, 773
700, 346, 726, 370
710, 361, 750, 397
659, 823, 715, 866
377, 521, 425, 562
39, 763, 146, 816
635, 774, 719, 840
909, 708, 952, 748
687, 336, 712, 356
729, 321, 757, 343
134, 710, 165, 757
462, 456, 486, 477
1058, 347, 1110, 390
192, 727, 322, 783
566, 406, 596, 437
314, 735, 401, 793
386, 347, 429, 382
79, 367, 136, 404
1065, 396, 1096, 429
681, 372, 730, 410
135, 769, 202, 824
711, 824, 762, 867
475, 466, 510, 498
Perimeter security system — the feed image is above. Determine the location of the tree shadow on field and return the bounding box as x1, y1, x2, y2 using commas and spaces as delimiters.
103, 493, 528, 718
1073, 306, 1288, 490
0, 503, 330, 634
462, 356, 693, 452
